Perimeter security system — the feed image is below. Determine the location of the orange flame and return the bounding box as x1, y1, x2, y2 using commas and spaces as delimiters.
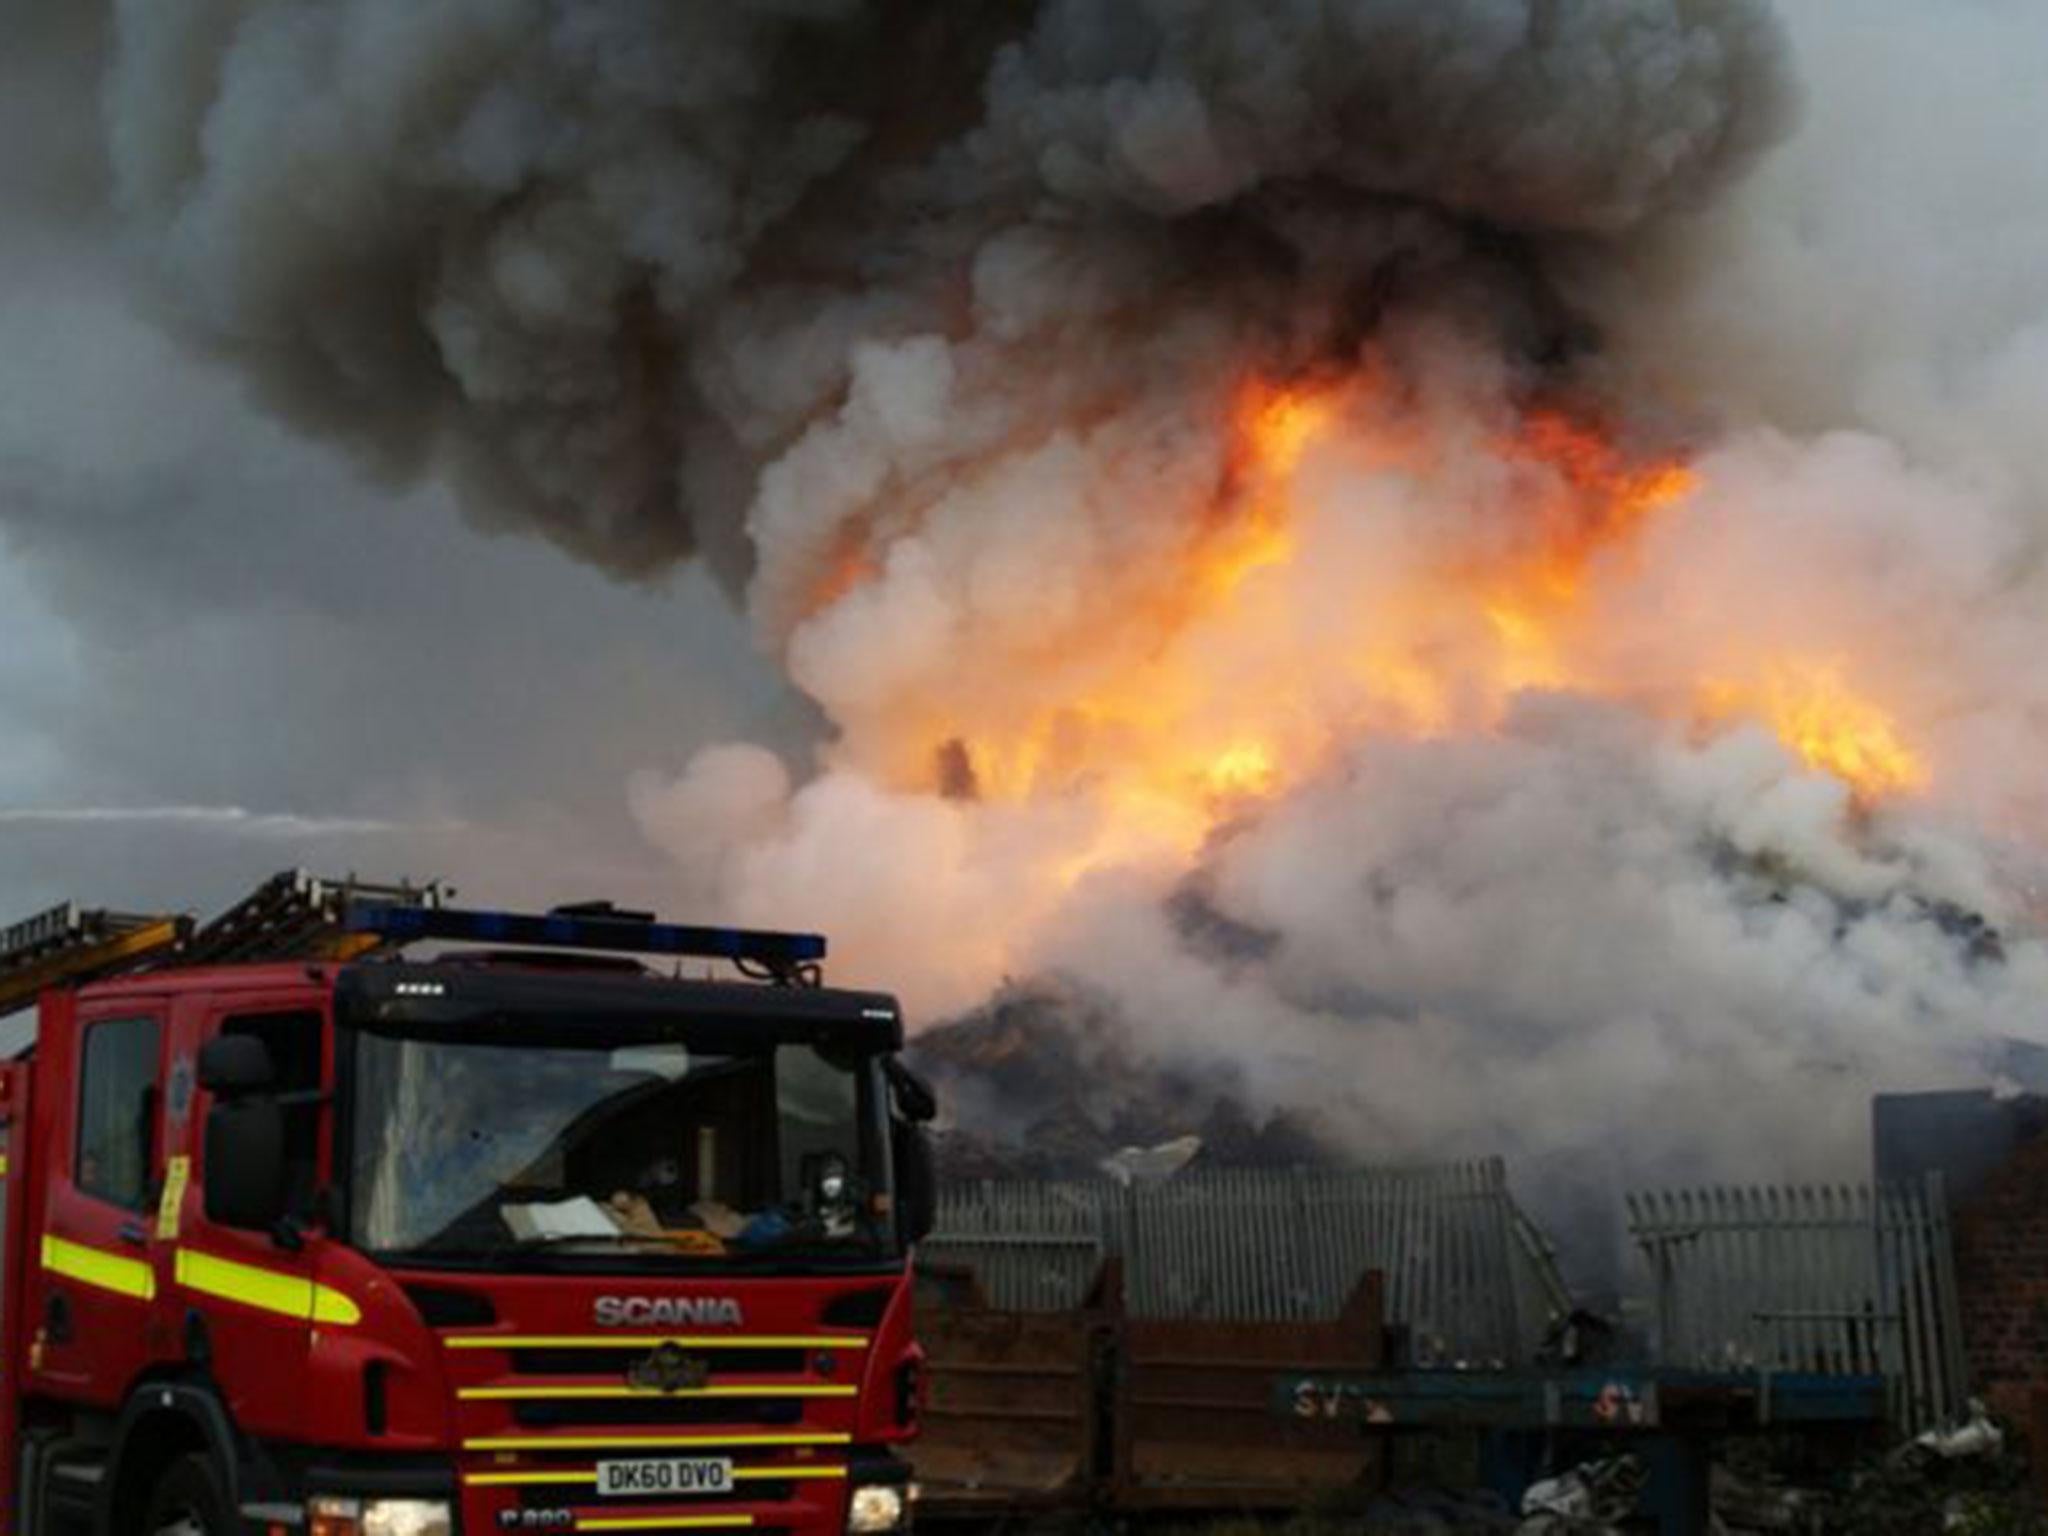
1473, 411, 1699, 693
1703, 662, 1927, 800
1206, 739, 1279, 800
864, 370, 1926, 881
1189, 377, 1342, 602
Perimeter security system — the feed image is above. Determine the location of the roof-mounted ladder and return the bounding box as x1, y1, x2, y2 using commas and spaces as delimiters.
0, 869, 451, 1018
0, 905, 190, 1019
1, 868, 831, 1016
179, 869, 449, 966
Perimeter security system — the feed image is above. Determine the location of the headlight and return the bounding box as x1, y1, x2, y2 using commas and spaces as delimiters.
848, 1484, 908, 1534
308, 1496, 454, 1536
364, 1502, 454, 1536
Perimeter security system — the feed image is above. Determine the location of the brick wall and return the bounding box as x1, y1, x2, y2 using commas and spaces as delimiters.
1953, 1126, 2048, 1422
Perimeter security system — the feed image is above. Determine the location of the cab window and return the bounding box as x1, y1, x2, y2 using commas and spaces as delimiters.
219, 1009, 323, 1214
77, 1016, 160, 1211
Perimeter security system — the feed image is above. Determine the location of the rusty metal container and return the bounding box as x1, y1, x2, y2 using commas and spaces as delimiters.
912, 1265, 1103, 1512
911, 1259, 1385, 1516
1109, 1265, 1385, 1508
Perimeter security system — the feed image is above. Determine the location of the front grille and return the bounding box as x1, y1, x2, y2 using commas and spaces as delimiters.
511, 1399, 805, 1428
509, 1346, 813, 1376
442, 1316, 869, 1533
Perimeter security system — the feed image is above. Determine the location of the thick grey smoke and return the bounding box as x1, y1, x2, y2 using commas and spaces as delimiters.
103, 0, 2048, 1199
107, 0, 1788, 593
1039, 698, 2048, 1183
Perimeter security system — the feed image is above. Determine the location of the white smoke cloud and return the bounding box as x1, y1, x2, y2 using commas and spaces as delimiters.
1121, 700, 2044, 1178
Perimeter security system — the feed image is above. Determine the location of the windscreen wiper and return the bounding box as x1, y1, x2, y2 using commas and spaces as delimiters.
404, 1233, 669, 1271
725, 1225, 885, 1261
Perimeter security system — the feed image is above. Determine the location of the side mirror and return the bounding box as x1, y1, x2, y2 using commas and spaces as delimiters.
198, 1035, 275, 1097
884, 1058, 937, 1124
204, 1098, 288, 1231
892, 1119, 935, 1246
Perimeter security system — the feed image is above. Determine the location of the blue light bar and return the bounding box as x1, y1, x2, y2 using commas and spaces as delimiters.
343, 903, 827, 970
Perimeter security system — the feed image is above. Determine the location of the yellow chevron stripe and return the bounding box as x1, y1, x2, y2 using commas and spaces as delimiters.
41, 1234, 154, 1300
458, 1383, 857, 1401
442, 1334, 867, 1351
463, 1466, 847, 1488
174, 1249, 361, 1326
464, 1432, 850, 1453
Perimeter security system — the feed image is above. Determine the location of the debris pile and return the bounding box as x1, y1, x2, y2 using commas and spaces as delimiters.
910, 979, 1334, 1182
1359, 1488, 1518, 1533
1347, 1409, 2045, 1535
1705, 1405, 2045, 1535
1804, 1407, 2043, 1535
1710, 1460, 1814, 1532
1518, 1454, 1645, 1534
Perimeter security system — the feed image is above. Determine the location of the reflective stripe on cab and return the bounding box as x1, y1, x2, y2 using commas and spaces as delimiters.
40, 1234, 156, 1300
39, 1236, 361, 1323
173, 1248, 362, 1326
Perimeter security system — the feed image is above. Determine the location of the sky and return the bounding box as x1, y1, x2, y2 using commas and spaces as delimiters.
0, 0, 811, 930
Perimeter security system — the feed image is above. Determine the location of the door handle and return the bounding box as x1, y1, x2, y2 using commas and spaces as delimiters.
116, 1219, 147, 1246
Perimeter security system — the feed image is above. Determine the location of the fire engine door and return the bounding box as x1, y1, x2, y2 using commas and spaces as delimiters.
166, 1000, 328, 1440
35, 1001, 168, 1401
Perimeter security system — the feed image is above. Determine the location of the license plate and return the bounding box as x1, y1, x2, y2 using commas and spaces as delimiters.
596, 1456, 735, 1497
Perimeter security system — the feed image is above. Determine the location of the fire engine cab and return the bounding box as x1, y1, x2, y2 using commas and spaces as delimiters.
0, 872, 933, 1536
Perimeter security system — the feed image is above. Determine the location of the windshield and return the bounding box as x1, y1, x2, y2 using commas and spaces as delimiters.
348, 1030, 890, 1268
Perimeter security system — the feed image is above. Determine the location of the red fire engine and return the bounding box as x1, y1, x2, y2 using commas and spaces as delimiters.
0, 872, 934, 1536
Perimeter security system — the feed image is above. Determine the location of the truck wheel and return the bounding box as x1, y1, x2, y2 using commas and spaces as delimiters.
143, 1454, 232, 1536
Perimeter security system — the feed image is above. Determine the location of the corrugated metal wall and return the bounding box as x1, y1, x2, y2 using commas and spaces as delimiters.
926, 1159, 1565, 1367
1625, 1176, 1968, 1429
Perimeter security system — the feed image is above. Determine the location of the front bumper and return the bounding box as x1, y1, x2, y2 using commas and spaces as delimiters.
452, 1447, 911, 1534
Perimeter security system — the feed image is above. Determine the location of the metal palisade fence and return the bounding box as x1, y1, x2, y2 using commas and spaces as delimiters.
1625, 1176, 1968, 1430
924, 1159, 1568, 1367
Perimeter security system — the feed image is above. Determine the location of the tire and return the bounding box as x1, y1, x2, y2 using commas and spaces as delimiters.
142, 1454, 233, 1536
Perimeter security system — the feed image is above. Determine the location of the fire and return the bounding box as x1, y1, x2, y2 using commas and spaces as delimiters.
1187, 378, 1342, 602
848, 369, 1929, 883
1206, 740, 1278, 800
1242, 378, 1338, 475
1496, 408, 1698, 599
1469, 415, 1699, 695
1704, 662, 1928, 800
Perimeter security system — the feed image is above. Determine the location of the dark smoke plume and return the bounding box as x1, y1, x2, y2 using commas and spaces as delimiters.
108, 0, 1790, 603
